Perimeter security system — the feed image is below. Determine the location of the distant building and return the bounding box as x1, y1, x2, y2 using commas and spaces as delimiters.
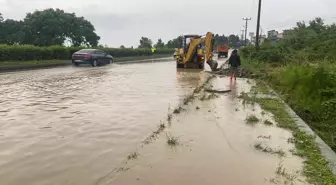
267, 30, 279, 39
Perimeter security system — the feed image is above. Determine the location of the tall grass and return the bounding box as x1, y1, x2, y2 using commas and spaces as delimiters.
240, 17, 336, 151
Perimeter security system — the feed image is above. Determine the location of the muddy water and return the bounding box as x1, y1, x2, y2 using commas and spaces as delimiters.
110, 77, 308, 185
0, 60, 221, 185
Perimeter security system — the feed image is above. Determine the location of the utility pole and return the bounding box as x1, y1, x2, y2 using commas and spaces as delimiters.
255, 0, 262, 50
243, 18, 252, 46
240, 29, 245, 41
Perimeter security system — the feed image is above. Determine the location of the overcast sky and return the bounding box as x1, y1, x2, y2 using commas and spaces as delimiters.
1, 0, 336, 47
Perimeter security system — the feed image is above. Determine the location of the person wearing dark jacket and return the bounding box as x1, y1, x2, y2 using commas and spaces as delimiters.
228, 49, 241, 81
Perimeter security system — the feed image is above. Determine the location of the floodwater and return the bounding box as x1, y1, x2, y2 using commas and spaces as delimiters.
0, 60, 219, 185
0, 57, 308, 185
109, 77, 308, 185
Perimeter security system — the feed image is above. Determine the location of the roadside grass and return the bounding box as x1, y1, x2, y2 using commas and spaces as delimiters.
256, 98, 336, 184
238, 91, 257, 106
242, 60, 336, 153
251, 79, 271, 94
240, 78, 336, 183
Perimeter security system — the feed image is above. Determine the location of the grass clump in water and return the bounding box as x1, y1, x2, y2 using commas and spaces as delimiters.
166, 133, 179, 146
158, 122, 166, 130
263, 119, 274, 125
173, 106, 183, 114
238, 91, 257, 106
254, 142, 286, 157
258, 135, 272, 139
245, 114, 260, 124
275, 164, 297, 182
127, 152, 139, 160
167, 113, 173, 123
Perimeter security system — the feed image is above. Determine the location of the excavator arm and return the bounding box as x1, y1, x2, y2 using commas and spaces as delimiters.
203, 32, 216, 69
182, 38, 202, 64
181, 32, 218, 71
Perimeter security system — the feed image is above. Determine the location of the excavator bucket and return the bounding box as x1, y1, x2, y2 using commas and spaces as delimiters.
207, 60, 218, 71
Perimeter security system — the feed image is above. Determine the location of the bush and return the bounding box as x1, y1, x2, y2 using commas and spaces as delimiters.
268, 63, 336, 151
240, 18, 336, 152
0, 44, 174, 61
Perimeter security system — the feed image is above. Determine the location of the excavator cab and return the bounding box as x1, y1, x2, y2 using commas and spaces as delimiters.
175, 32, 218, 71
182, 35, 201, 54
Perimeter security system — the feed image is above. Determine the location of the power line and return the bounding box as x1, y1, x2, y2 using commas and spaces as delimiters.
243, 18, 252, 46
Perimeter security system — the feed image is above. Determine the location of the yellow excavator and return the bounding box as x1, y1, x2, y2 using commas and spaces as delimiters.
175, 32, 218, 71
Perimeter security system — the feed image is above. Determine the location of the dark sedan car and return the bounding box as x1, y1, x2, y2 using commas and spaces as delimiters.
72, 49, 114, 67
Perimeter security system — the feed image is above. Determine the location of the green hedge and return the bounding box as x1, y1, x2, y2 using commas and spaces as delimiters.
0, 44, 174, 61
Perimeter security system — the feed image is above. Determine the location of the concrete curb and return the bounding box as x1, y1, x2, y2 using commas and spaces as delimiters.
264, 83, 336, 174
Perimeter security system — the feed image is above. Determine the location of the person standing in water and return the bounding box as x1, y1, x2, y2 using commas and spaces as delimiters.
228, 49, 241, 81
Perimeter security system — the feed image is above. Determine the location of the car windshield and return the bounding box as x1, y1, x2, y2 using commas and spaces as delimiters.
76, 49, 95, 54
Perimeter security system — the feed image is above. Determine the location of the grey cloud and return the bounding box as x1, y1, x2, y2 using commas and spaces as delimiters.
1, 0, 336, 47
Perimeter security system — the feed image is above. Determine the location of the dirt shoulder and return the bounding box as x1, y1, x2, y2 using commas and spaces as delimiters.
95, 74, 335, 185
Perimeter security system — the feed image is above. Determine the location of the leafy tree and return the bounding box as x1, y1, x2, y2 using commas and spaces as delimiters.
166, 36, 183, 48
138, 37, 152, 48
120, 45, 125, 49
0, 9, 100, 46
154, 38, 164, 48
214, 34, 229, 47
295, 21, 307, 30
0, 19, 24, 44
0, 13, 3, 22
308, 17, 325, 34
228, 34, 240, 47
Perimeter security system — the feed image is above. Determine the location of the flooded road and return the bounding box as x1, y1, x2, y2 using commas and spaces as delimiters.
110, 77, 308, 185
0, 60, 216, 185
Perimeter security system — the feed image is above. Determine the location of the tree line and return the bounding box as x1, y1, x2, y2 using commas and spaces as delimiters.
137, 34, 241, 49
1, 8, 241, 49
